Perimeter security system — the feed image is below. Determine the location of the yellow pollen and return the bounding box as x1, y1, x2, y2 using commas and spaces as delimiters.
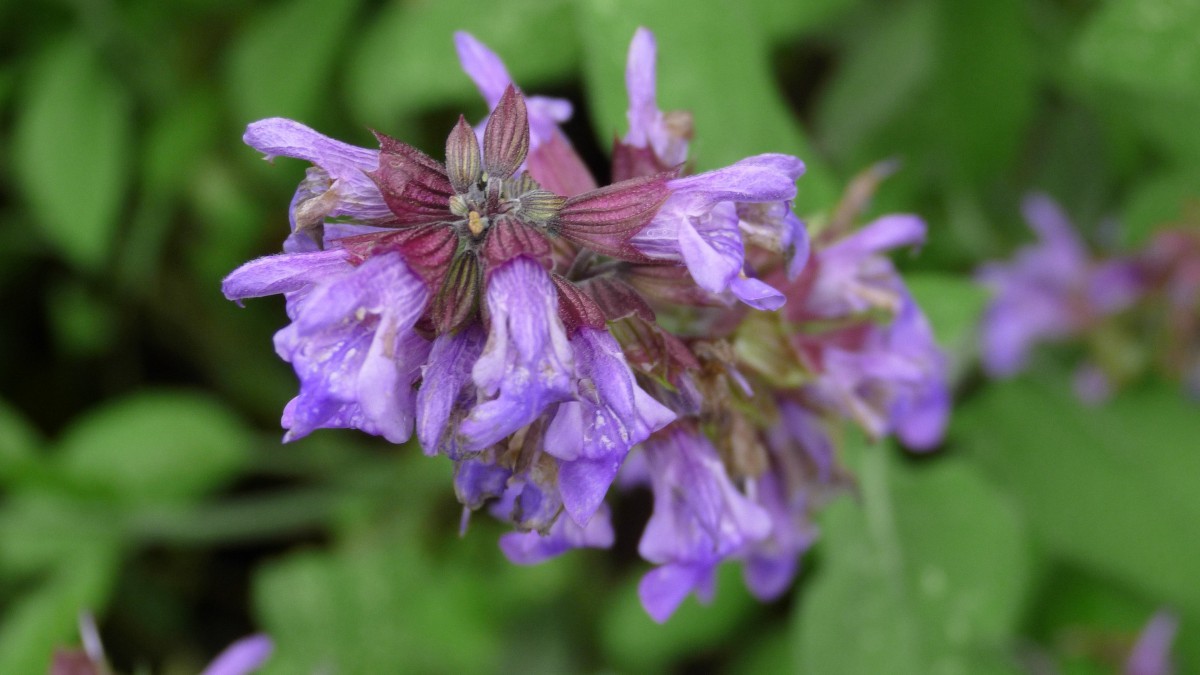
468, 210, 485, 236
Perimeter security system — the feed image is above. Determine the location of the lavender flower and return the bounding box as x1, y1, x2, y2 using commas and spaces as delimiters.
1126, 610, 1179, 675
223, 27, 953, 624
637, 426, 771, 622
978, 193, 1142, 377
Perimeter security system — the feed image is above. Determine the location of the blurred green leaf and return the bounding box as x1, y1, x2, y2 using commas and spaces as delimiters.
815, 0, 936, 167
0, 549, 119, 674
1121, 170, 1200, 248
46, 282, 118, 358
818, 0, 1035, 180
600, 562, 760, 673
0, 494, 124, 576
0, 399, 39, 473
904, 273, 989, 375
574, 0, 837, 209
751, 0, 859, 40
14, 37, 132, 270
54, 391, 252, 506
1075, 0, 1200, 102
255, 541, 505, 673
795, 451, 1031, 674
226, 0, 359, 123
956, 377, 1200, 615
346, 0, 579, 127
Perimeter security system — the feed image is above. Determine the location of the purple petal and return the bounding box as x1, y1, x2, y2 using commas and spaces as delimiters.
459, 258, 574, 449
454, 31, 573, 150
544, 328, 675, 524
274, 253, 431, 443
500, 503, 615, 564
624, 28, 660, 151
200, 635, 273, 675
244, 118, 391, 227
1126, 610, 1178, 675
822, 214, 926, 262
638, 562, 715, 623
417, 325, 487, 455
222, 249, 351, 304
730, 276, 785, 311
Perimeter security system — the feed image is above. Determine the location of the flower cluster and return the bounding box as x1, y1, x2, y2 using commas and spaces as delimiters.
977, 194, 1200, 401
224, 28, 949, 620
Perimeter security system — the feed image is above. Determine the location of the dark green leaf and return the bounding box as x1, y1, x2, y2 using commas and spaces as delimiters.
14, 37, 132, 270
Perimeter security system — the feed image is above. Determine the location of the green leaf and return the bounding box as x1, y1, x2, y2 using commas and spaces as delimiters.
54, 391, 252, 506
14, 37, 132, 270
1076, 0, 1200, 101
955, 377, 1200, 615
750, 0, 859, 41
574, 0, 837, 209
254, 541, 505, 673
1120, 169, 1200, 248
346, 0, 579, 127
0, 549, 119, 675
225, 0, 359, 123
795, 450, 1032, 674
817, 0, 1035, 181
904, 273, 989, 376
0, 399, 39, 476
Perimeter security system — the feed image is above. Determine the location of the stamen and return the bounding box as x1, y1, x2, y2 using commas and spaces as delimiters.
468, 210, 486, 237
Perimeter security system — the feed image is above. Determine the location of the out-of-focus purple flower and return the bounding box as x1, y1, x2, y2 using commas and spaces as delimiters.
201, 635, 274, 675
1125, 610, 1178, 675
613, 27, 691, 181
637, 427, 771, 622
57, 613, 272, 675
739, 467, 817, 601
631, 155, 806, 309
978, 193, 1143, 377
801, 213, 926, 319
244, 118, 393, 251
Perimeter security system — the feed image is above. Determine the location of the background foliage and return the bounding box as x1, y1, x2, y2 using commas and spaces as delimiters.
1, 0, 1197, 672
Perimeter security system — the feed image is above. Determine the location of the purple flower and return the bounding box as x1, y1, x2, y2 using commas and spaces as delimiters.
637, 427, 771, 622
202, 635, 274, 675
1126, 610, 1178, 675
739, 467, 817, 601
244, 118, 393, 251
500, 502, 616, 564
978, 193, 1143, 377
630, 155, 807, 309
224, 250, 431, 443
455, 32, 597, 197
802, 294, 949, 449
457, 257, 575, 450
800, 213, 926, 319
546, 327, 676, 525
613, 27, 691, 180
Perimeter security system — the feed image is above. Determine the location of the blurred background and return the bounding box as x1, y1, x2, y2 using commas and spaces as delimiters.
1, 0, 1197, 672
